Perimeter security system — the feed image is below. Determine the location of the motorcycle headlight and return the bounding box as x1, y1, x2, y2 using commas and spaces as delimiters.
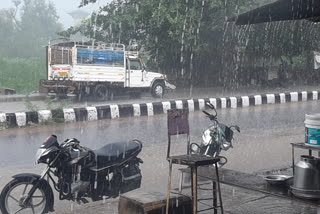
35, 148, 47, 164
202, 129, 212, 146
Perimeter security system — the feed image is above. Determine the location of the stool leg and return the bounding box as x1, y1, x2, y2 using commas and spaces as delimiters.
191, 166, 197, 214
212, 181, 217, 214
215, 163, 224, 214
166, 161, 173, 214
179, 170, 184, 193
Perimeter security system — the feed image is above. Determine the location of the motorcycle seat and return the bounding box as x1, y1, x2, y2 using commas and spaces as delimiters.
92, 140, 142, 170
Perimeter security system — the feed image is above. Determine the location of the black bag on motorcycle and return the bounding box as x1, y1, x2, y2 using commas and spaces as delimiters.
120, 162, 142, 194
219, 124, 234, 143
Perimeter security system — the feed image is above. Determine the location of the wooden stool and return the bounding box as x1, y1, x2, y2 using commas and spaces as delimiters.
166, 154, 223, 214
166, 109, 224, 214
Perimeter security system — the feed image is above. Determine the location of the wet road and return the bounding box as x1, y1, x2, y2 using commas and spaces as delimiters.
0, 100, 320, 213
0, 100, 319, 167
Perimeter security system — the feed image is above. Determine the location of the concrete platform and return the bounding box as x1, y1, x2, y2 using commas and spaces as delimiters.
52, 183, 319, 214
118, 190, 192, 214
51, 167, 320, 214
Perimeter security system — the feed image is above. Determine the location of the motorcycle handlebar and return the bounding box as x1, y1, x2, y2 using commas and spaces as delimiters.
202, 110, 211, 116
202, 110, 217, 121
205, 102, 218, 117
206, 102, 215, 109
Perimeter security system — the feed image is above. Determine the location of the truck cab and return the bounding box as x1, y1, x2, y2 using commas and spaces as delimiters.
126, 53, 169, 97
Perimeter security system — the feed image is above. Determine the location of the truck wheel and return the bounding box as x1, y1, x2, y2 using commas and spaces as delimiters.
94, 84, 109, 101
151, 82, 164, 98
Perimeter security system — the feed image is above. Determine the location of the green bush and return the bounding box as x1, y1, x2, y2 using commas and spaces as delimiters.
51, 108, 65, 123
0, 57, 46, 94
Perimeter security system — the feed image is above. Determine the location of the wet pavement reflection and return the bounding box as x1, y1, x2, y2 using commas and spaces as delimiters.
0, 101, 320, 213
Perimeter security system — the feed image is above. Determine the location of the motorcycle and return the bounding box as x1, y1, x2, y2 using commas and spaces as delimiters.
0, 135, 143, 214
191, 102, 240, 165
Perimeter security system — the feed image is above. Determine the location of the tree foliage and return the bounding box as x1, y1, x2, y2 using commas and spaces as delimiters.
0, 0, 63, 58
64, 0, 320, 87
0, 0, 62, 93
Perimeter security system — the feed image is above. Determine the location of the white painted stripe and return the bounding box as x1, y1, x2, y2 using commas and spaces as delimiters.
290, 92, 298, 102
313, 91, 318, 100
132, 104, 141, 117
254, 95, 262, 105
188, 100, 194, 112
86, 107, 98, 121
38, 110, 52, 123
162, 101, 171, 114
110, 105, 120, 119
146, 103, 154, 116
15, 112, 26, 127
63, 109, 76, 122
241, 96, 249, 107
175, 100, 183, 109
279, 93, 286, 103
198, 99, 205, 110
230, 97, 237, 108
266, 94, 275, 104
301, 91, 307, 101
221, 98, 226, 108
209, 98, 217, 108
0, 113, 6, 123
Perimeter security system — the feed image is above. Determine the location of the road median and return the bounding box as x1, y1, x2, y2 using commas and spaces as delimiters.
0, 90, 319, 130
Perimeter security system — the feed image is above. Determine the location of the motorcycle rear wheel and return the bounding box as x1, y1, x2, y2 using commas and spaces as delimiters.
0, 177, 50, 214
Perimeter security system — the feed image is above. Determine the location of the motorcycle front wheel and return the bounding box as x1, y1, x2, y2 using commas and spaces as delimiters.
0, 177, 50, 214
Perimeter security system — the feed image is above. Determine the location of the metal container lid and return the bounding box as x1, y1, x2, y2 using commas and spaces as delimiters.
305, 114, 320, 120
305, 114, 320, 126
300, 155, 320, 165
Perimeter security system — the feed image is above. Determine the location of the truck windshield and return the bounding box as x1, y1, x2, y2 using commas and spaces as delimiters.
129, 59, 142, 70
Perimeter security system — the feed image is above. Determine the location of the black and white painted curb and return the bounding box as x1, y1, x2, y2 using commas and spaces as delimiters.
0, 91, 319, 129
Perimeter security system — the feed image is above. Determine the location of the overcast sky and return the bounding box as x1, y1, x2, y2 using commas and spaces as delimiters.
0, 0, 111, 29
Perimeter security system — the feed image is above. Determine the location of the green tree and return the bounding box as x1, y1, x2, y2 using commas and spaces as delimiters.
0, 9, 16, 57
65, 0, 320, 87
0, 0, 63, 58
70, 0, 253, 84
0, 0, 63, 93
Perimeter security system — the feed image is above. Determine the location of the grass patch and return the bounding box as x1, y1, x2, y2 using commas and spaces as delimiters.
23, 96, 72, 124
0, 57, 46, 94
24, 95, 40, 112
51, 108, 65, 123
45, 98, 72, 123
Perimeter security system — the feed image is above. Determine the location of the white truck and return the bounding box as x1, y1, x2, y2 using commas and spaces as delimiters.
40, 41, 175, 100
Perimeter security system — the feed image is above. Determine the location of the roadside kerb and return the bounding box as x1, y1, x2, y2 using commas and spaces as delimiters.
0, 90, 318, 129
0, 94, 47, 102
